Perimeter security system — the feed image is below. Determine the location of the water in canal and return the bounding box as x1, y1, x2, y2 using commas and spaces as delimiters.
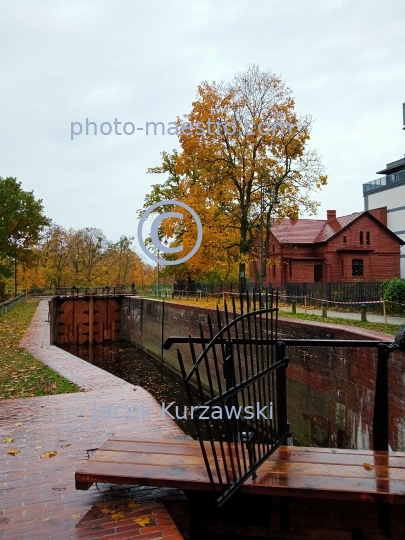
59, 341, 201, 438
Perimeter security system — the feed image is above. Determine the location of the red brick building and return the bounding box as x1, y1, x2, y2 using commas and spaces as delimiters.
253, 208, 404, 284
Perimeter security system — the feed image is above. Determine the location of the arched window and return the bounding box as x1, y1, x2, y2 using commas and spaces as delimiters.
359, 231, 363, 245
366, 231, 370, 245
343, 235, 347, 244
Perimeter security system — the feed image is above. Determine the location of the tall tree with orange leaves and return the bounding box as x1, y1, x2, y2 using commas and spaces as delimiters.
140, 65, 327, 284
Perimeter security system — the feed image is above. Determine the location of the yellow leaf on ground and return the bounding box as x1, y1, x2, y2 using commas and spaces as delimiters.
61, 444, 71, 448
128, 502, 141, 509
8, 448, 20, 455
101, 508, 111, 515
134, 516, 151, 527
41, 451, 57, 458
42, 517, 52, 522
110, 512, 125, 522
35, 446, 43, 450
71, 513, 81, 519
14, 423, 22, 426
363, 463, 373, 471
3, 436, 13, 443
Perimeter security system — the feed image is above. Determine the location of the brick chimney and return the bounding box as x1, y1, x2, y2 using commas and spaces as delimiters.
368, 206, 387, 227
327, 210, 336, 222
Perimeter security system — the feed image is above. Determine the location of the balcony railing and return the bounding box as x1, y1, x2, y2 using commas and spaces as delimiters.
363, 170, 405, 195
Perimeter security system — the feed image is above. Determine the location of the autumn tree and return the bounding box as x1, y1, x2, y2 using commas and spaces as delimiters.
178, 64, 327, 282
0, 177, 50, 294
15, 225, 155, 291
141, 65, 327, 285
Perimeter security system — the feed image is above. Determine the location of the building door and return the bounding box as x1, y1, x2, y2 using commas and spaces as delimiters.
314, 264, 323, 282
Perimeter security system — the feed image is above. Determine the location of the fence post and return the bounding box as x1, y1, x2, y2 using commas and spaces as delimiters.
360, 304, 367, 322
382, 299, 387, 325
322, 303, 327, 318
291, 300, 296, 314
304, 295, 307, 315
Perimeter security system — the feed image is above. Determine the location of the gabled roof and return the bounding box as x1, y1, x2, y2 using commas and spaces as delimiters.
271, 211, 404, 245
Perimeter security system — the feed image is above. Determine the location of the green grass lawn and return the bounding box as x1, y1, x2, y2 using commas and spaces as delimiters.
277, 310, 401, 336
163, 297, 402, 336
0, 298, 81, 399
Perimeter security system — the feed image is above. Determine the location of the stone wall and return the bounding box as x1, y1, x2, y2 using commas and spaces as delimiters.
120, 297, 405, 451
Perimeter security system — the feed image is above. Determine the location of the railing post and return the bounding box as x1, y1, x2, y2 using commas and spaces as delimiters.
373, 343, 390, 451
276, 341, 290, 436
291, 300, 296, 314
382, 299, 387, 325
223, 339, 237, 441
322, 303, 327, 318
360, 304, 367, 322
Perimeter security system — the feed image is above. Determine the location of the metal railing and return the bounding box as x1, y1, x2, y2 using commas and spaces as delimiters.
55, 286, 134, 297
363, 170, 405, 194
0, 292, 26, 316
163, 290, 405, 506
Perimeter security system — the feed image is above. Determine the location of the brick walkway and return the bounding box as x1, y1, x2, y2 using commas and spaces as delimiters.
0, 300, 186, 539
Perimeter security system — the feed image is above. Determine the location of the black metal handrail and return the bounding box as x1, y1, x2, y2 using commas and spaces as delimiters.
164, 290, 405, 507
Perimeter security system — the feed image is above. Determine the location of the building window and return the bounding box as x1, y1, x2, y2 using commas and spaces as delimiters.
343, 235, 347, 244
359, 231, 363, 245
366, 231, 370, 245
352, 259, 363, 276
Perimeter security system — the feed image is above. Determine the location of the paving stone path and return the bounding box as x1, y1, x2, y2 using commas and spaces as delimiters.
0, 300, 186, 539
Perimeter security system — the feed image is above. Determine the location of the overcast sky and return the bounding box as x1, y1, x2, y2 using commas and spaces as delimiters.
1, 0, 404, 260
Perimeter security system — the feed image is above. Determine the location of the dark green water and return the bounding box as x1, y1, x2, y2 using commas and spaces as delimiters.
60, 341, 200, 438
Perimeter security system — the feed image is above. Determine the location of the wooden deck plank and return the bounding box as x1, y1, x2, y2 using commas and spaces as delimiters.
75, 460, 405, 503
88, 449, 405, 480
76, 438, 405, 504
100, 439, 405, 469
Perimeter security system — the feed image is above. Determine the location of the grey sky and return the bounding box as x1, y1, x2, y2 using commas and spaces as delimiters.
1, 0, 404, 259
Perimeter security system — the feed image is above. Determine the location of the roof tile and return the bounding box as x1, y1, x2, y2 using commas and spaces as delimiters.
271, 212, 363, 244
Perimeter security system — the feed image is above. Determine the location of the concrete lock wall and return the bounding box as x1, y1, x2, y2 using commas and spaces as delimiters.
120, 297, 405, 451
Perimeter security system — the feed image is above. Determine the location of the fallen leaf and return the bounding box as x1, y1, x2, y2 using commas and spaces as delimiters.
110, 512, 125, 522
61, 444, 71, 448
3, 436, 13, 443
42, 517, 52, 522
41, 451, 57, 458
128, 502, 141, 509
71, 513, 81, 519
363, 463, 373, 471
134, 516, 151, 527
8, 448, 20, 455
14, 423, 22, 426
35, 446, 43, 450
101, 508, 111, 515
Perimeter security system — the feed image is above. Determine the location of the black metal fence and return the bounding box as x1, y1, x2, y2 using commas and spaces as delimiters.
162, 281, 405, 315
163, 290, 405, 507
164, 291, 291, 506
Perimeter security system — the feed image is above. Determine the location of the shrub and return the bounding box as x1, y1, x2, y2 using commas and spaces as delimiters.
382, 278, 405, 315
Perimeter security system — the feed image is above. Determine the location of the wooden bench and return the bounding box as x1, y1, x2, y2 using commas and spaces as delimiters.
75, 436, 405, 505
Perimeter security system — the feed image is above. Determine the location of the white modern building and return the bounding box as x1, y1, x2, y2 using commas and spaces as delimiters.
363, 156, 405, 278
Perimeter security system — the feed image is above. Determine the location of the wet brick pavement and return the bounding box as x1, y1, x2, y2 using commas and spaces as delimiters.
0, 300, 186, 539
